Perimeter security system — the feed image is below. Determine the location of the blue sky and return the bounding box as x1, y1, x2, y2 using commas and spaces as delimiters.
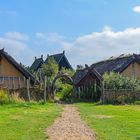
1, 0, 140, 68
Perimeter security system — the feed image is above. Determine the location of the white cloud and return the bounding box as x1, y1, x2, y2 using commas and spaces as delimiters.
36, 32, 64, 43
133, 6, 140, 13
5, 32, 29, 41
0, 37, 27, 51
2, 27, 140, 68
0, 32, 29, 52
46, 27, 140, 68
0, 32, 32, 66
36, 32, 46, 39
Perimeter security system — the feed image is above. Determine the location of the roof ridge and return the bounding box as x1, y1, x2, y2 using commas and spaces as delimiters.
92, 53, 133, 65
49, 52, 63, 57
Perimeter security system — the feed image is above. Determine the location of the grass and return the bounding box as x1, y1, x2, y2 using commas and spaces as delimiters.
76, 103, 140, 140
0, 102, 62, 140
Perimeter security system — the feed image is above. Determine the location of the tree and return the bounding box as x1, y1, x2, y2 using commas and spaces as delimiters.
60, 67, 75, 77
40, 58, 59, 98
41, 57, 58, 79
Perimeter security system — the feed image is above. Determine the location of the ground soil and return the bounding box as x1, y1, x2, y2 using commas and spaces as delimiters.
46, 104, 96, 140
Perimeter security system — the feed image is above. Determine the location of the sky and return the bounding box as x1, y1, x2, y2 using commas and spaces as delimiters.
1, 0, 140, 68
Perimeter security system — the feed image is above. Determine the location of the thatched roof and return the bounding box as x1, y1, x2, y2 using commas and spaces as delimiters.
31, 51, 72, 71
91, 54, 140, 75
0, 49, 35, 83
45, 51, 72, 69
72, 66, 103, 86
31, 57, 44, 71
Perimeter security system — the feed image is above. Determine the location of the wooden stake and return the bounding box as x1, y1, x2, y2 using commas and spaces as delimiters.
27, 79, 31, 101
78, 87, 81, 99
102, 81, 105, 103
44, 76, 47, 102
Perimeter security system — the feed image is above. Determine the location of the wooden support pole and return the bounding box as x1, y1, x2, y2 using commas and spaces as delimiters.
102, 81, 105, 103
44, 76, 47, 102
78, 87, 81, 99
24, 77, 26, 88
94, 80, 97, 93
18, 77, 21, 89
27, 79, 31, 101
8, 77, 10, 90
12, 77, 15, 89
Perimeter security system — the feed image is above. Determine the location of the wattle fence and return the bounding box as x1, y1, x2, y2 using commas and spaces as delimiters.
103, 89, 140, 104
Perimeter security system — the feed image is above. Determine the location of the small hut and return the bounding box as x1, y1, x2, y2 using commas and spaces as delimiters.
72, 65, 103, 100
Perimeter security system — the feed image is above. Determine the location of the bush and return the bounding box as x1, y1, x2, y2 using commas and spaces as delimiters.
0, 90, 9, 104
56, 84, 73, 101
104, 72, 140, 90
134, 100, 140, 105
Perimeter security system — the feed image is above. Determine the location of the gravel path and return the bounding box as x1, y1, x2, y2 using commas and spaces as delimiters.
46, 104, 96, 140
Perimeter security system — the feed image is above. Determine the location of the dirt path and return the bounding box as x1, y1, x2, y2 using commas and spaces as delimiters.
46, 104, 96, 140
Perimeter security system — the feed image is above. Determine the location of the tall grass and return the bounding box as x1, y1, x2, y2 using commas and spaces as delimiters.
0, 89, 9, 104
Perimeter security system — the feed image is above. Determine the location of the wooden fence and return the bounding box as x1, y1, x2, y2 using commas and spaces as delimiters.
102, 89, 140, 104
0, 76, 48, 102
0, 76, 26, 89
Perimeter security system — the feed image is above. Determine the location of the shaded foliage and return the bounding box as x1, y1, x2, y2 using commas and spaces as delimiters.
103, 72, 140, 90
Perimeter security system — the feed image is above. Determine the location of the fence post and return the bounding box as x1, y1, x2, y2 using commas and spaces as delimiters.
102, 81, 105, 103
24, 77, 26, 88
78, 87, 81, 99
44, 76, 47, 102
27, 79, 31, 101
18, 77, 21, 89
8, 77, 10, 90
12, 77, 15, 89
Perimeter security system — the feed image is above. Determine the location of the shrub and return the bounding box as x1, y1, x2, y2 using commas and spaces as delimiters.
56, 84, 73, 101
103, 72, 140, 90
134, 100, 140, 105
0, 90, 9, 104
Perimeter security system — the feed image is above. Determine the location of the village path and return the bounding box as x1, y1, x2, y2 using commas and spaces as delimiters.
46, 104, 96, 140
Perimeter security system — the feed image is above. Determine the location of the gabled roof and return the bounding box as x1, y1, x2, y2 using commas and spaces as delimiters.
45, 51, 73, 69
91, 54, 140, 75
45, 52, 64, 64
72, 66, 103, 85
31, 57, 44, 71
0, 49, 35, 83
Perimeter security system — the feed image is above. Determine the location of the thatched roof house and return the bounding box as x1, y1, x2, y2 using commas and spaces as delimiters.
31, 51, 72, 71
73, 66, 103, 87
91, 54, 140, 78
0, 49, 35, 89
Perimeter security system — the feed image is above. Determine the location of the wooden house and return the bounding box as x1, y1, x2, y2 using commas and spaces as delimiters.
72, 65, 103, 99
91, 54, 140, 79
31, 51, 72, 71
0, 49, 35, 89
30, 55, 44, 71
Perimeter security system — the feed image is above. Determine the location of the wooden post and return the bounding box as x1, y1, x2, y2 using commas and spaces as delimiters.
78, 87, 81, 99
2, 76, 4, 83
102, 81, 105, 103
8, 77, 10, 90
94, 80, 97, 93
44, 76, 47, 102
24, 77, 26, 88
12, 77, 15, 89
18, 77, 21, 89
27, 79, 31, 101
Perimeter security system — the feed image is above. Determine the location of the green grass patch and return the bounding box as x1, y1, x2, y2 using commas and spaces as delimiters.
76, 103, 140, 140
0, 102, 62, 140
